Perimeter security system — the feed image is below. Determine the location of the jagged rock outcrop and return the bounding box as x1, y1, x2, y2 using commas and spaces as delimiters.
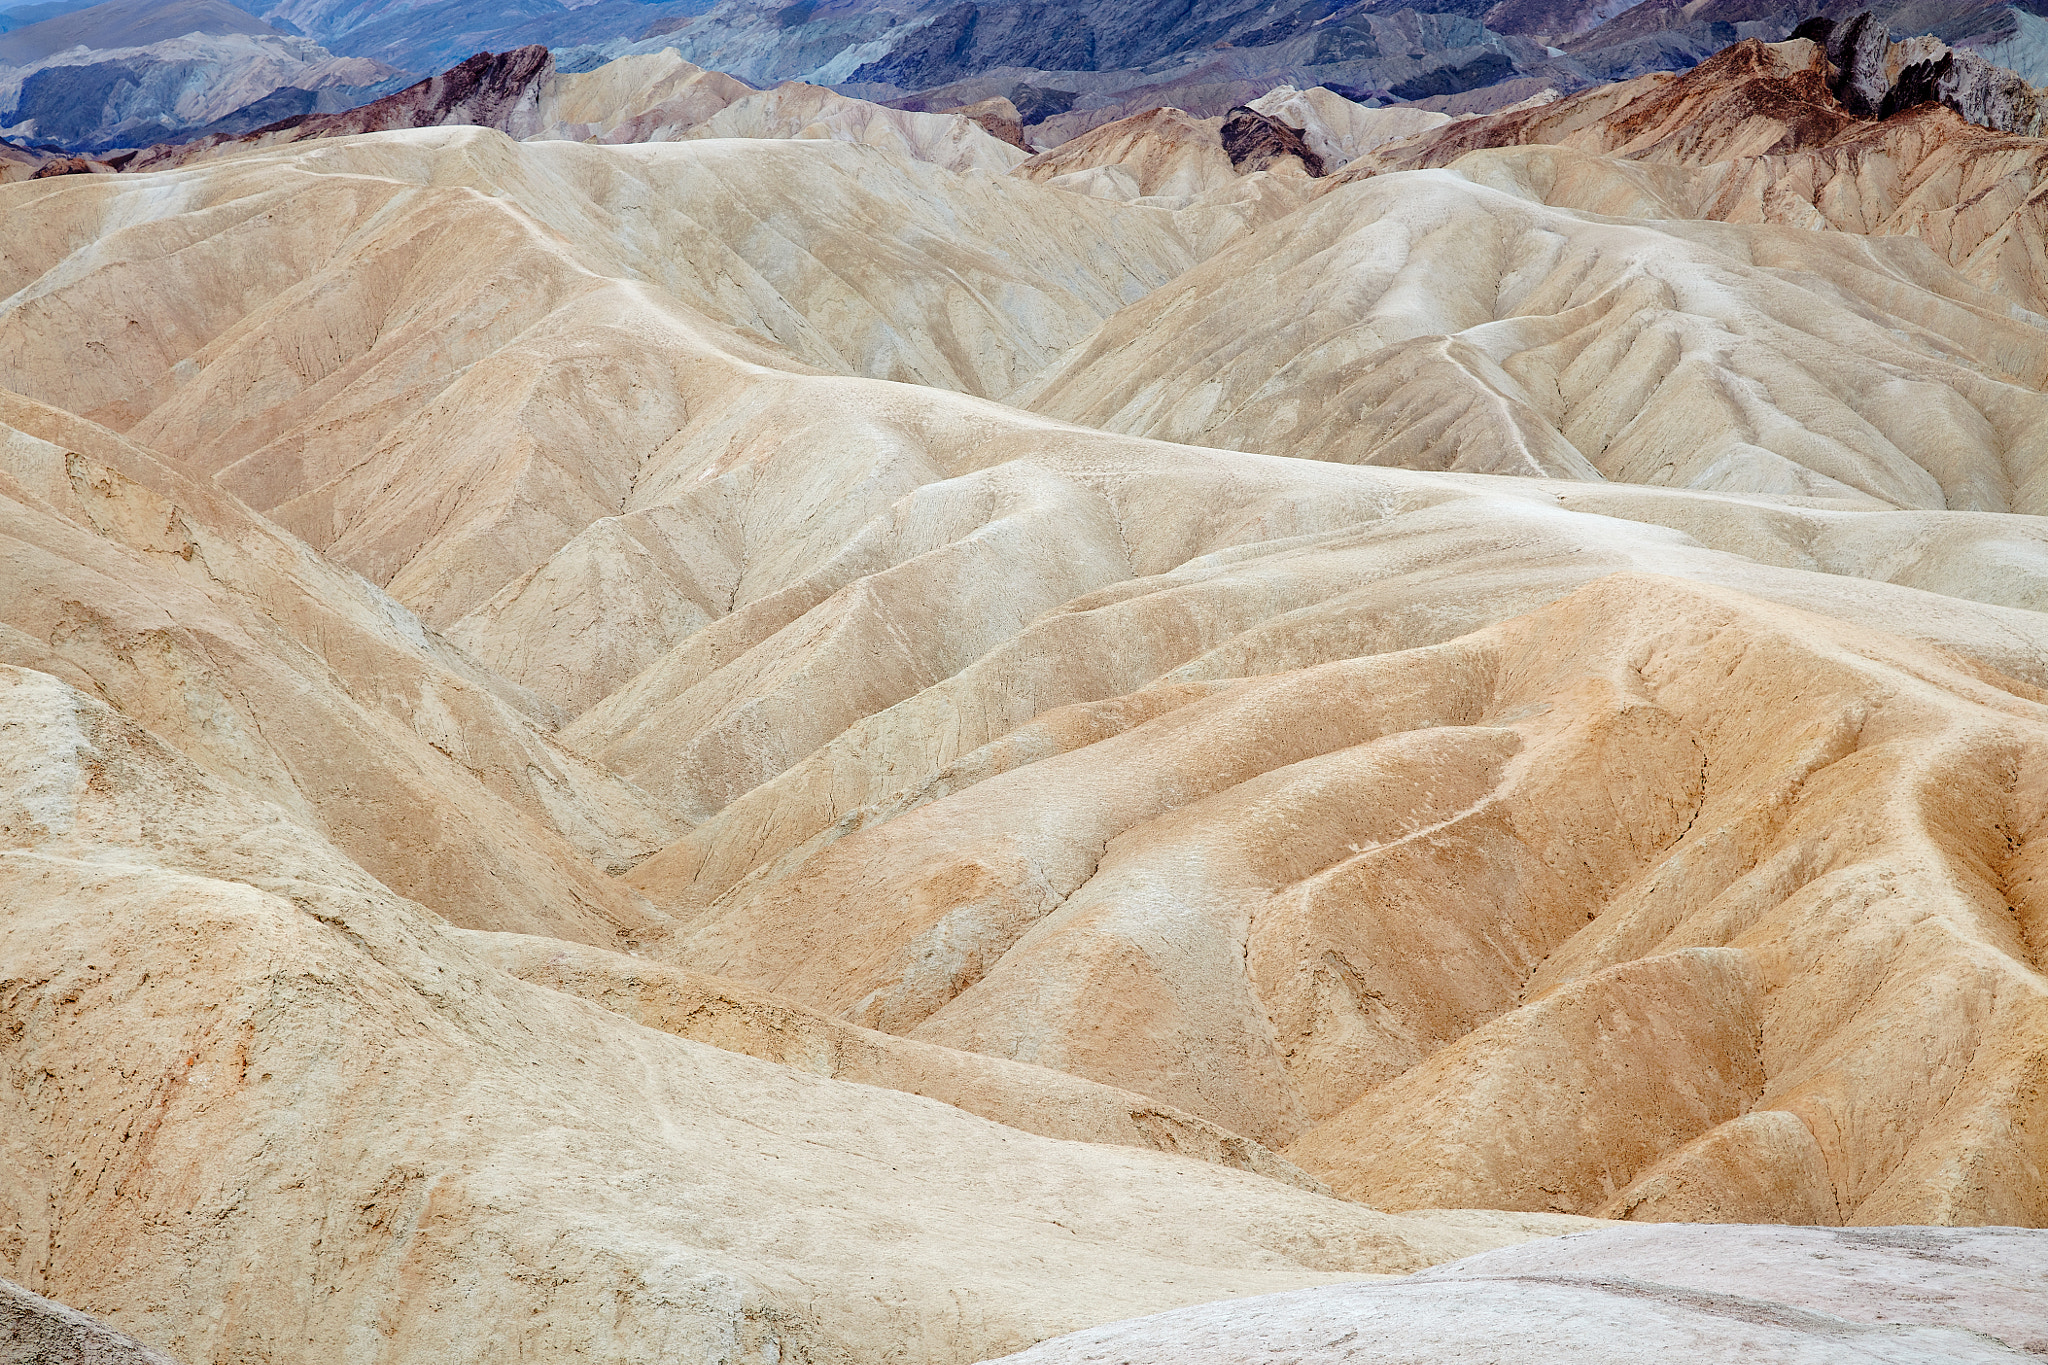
1011, 105, 1241, 198
1247, 84, 1451, 170
1824, 10, 1893, 116
1882, 42, 2043, 131
953, 94, 1028, 148
1220, 104, 1325, 175
1344, 36, 2048, 310
256, 43, 554, 140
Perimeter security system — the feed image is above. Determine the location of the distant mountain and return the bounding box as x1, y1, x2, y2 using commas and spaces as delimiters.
237, 0, 713, 71
10, 0, 2048, 152
0, 0, 409, 148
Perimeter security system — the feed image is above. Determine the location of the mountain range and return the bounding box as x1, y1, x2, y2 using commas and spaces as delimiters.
9, 0, 2048, 151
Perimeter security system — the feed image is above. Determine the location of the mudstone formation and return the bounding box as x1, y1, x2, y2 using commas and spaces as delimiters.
0, 12, 2046, 1365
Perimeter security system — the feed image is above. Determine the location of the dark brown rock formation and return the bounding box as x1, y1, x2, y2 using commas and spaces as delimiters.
1220, 106, 1325, 176
124, 45, 556, 171
269, 43, 554, 140
28, 156, 115, 178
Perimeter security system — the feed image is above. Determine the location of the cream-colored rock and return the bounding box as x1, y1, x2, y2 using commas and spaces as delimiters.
0, 392, 675, 942
1012, 107, 1238, 200
1015, 166, 2048, 510
536, 52, 1028, 173
1352, 38, 2048, 312
4, 67, 2048, 1364
1246, 86, 1452, 169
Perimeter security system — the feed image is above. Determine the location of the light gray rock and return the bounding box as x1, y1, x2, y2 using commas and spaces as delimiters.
984, 1225, 2048, 1364
2, 1278, 183, 1365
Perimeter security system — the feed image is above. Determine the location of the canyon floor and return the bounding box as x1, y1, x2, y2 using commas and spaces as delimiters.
1, 31, 2046, 1365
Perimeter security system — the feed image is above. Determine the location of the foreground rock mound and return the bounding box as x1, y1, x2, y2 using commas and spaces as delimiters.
2, 1277, 183, 1365
990, 1224, 2048, 1363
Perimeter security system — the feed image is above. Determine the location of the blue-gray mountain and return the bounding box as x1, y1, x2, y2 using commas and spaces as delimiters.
5, 0, 2048, 154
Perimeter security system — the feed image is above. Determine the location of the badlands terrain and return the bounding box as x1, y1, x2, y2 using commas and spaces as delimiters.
3, 17, 2048, 1365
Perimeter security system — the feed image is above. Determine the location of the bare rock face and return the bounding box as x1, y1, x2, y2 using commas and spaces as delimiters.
273, 43, 554, 139
2, 1278, 183, 1365
1882, 44, 2044, 133
1219, 106, 1325, 176
1824, 10, 1893, 118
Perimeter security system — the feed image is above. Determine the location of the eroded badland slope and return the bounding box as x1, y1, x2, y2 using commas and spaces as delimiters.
1, 32, 2046, 1365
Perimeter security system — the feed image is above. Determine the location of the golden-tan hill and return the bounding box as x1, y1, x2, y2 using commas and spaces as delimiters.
0, 655, 1590, 1364
1017, 157, 2048, 509
5, 81, 2048, 1365
1347, 36, 2048, 313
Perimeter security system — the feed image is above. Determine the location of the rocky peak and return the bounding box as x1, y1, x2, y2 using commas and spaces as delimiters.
1881, 43, 2042, 135
1822, 10, 1892, 118
1220, 106, 1326, 176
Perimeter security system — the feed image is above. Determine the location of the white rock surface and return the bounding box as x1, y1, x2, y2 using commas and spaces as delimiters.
986, 1225, 2048, 1363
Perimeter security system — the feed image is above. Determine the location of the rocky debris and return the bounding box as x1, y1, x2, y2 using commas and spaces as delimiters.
988, 1225, 2048, 1364
1220, 104, 1326, 174
28, 154, 113, 177
1824, 10, 1894, 116
1, 1278, 183, 1365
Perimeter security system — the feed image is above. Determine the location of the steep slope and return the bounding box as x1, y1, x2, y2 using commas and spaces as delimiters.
461, 927, 1329, 1188
0, 392, 677, 942
0, 129, 1217, 641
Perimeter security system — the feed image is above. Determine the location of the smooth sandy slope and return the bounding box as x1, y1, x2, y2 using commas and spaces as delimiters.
2, 39, 2047, 1365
